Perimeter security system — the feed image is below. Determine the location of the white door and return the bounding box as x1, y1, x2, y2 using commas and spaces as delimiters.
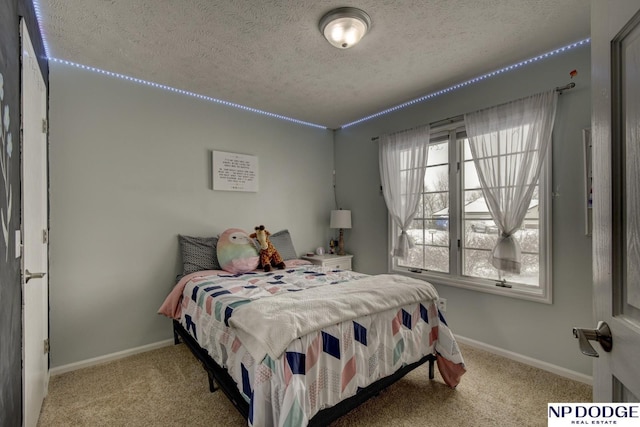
21, 19, 49, 427
587, 0, 640, 401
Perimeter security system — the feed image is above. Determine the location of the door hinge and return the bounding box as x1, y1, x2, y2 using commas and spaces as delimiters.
42, 229, 48, 244
43, 339, 50, 354
42, 118, 48, 133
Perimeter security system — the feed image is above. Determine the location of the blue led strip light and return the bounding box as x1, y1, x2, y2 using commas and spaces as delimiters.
34, 0, 325, 129
32, 0, 586, 131
33, 0, 324, 129
32, 0, 51, 58
340, 38, 591, 129
48, 58, 327, 130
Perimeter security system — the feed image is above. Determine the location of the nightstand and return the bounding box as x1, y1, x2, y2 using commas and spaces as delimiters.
301, 254, 353, 271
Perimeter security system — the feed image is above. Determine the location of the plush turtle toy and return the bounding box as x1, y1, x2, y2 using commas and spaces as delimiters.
250, 225, 286, 272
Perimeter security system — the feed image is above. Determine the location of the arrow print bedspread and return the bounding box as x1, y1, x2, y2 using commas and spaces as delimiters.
159, 264, 465, 427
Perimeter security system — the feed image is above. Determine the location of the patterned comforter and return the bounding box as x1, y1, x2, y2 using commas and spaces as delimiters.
160, 265, 465, 427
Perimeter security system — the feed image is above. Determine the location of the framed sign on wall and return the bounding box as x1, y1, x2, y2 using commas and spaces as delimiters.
212, 151, 258, 192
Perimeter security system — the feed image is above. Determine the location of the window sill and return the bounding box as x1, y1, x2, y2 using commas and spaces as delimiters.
389, 267, 552, 304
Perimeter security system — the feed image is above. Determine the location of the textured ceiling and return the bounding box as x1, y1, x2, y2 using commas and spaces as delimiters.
38, 0, 590, 129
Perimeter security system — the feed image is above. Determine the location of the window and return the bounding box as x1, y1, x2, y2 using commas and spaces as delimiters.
390, 123, 552, 303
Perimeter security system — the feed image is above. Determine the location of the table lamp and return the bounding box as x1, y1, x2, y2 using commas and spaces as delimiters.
330, 210, 352, 256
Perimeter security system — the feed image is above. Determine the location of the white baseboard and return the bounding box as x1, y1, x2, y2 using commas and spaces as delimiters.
455, 335, 593, 385
50, 335, 593, 385
50, 339, 175, 376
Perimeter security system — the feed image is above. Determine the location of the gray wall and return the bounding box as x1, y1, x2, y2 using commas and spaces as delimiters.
48, 63, 334, 368
334, 46, 593, 375
0, 0, 47, 424
50, 43, 593, 376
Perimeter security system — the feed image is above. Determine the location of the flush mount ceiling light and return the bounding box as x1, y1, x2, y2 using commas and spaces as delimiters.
319, 7, 371, 49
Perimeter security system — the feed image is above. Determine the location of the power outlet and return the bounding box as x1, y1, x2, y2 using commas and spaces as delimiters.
437, 298, 447, 312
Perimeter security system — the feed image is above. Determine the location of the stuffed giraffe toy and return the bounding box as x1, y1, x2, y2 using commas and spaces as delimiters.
250, 225, 286, 272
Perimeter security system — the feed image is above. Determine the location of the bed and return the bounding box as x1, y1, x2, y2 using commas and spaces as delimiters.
158, 233, 465, 426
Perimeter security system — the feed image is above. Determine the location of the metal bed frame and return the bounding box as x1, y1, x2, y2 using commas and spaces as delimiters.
173, 319, 436, 426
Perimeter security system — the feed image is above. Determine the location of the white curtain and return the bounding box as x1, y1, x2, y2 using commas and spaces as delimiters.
379, 125, 430, 258
464, 90, 557, 274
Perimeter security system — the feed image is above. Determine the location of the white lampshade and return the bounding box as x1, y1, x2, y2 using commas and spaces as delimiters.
330, 210, 352, 229
319, 8, 371, 49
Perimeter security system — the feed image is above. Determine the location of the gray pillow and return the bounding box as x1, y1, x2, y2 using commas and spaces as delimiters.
178, 235, 221, 275
268, 229, 298, 260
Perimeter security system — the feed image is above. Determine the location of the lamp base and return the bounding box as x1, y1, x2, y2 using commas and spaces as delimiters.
338, 228, 345, 256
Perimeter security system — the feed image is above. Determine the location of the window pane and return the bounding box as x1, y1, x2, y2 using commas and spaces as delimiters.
463, 253, 539, 286
398, 244, 449, 273
407, 222, 425, 245
463, 139, 472, 159
462, 248, 495, 279
395, 138, 450, 275
464, 221, 499, 249
464, 161, 480, 190
463, 189, 485, 207
462, 249, 543, 285
424, 226, 450, 247
462, 225, 540, 285
461, 134, 541, 287
515, 227, 539, 253
398, 244, 424, 269
424, 165, 448, 192
422, 245, 449, 273
427, 141, 448, 166
424, 191, 448, 218
415, 194, 425, 219
402, 218, 449, 273
463, 192, 492, 219
513, 254, 540, 285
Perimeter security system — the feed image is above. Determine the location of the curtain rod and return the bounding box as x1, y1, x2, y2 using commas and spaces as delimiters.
371, 82, 576, 141
555, 82, 576, 94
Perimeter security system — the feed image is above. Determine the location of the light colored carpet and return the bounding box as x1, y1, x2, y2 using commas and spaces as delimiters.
38, 342, 591, 426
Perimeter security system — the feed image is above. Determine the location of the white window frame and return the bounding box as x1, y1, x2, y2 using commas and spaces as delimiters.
388, 121, 553, 304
